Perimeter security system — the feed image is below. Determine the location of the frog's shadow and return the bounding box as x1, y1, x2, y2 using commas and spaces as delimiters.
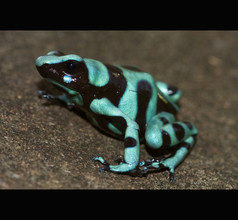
37, 80, 196, 160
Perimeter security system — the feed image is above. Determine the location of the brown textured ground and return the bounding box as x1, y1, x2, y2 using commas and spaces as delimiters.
0, 31, 237, 189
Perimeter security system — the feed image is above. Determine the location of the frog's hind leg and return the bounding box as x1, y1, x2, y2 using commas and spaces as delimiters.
144, 112, 197, 181
142, 136, 196, 182
156, 81, 182, 103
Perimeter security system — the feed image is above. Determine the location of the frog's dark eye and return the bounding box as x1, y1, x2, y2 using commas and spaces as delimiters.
66, 61, 77, 70
64, 60, 88, 76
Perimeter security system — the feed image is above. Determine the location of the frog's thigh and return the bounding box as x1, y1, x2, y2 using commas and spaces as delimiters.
145, 112, 197, 149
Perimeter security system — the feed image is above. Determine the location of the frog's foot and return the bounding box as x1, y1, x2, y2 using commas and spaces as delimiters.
93, 156, 111, 173
139, 158, 175, 182
38, 90, 75, 109
93, 156, 147, 177
139, 136, 196, 182
38, 90, 55, 100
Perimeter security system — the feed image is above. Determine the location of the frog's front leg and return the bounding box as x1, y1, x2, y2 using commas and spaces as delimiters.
91, 98, 143, 174
38, 90, 75, 109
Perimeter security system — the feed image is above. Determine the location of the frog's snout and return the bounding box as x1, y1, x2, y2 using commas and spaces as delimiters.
35, 56, 45, 67
35, 59, 50, 78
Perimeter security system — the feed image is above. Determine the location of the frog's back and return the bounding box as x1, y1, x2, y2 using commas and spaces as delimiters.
117, 67, 179, 130
117, 67, 158, 129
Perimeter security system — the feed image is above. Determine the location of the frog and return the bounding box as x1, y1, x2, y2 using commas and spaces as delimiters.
35, 51, 198, 182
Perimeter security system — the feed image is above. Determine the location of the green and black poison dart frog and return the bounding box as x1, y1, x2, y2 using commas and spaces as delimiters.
35, 51, 198, 182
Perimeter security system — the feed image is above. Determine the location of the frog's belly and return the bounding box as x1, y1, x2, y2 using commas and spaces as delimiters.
87, 112, 149, 142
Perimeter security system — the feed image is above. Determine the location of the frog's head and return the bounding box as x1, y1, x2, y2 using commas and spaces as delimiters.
35, 51, 89, 93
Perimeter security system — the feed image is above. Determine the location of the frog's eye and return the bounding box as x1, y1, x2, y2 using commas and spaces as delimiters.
64, 60, 88, 77
64, 60, 79, 76
66, 61, 77, 70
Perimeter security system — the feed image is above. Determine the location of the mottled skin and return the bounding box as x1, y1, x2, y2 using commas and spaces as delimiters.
36, 51, 197, 182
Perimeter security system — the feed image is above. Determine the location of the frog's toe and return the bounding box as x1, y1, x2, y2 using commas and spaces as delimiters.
93, 156, 110, 172
38, 90, 47, 98
38, 90, 55, 100
169, 172, 175, 183
93, 156, 147, 176
93, 156, 109, 166
98, 165, 110, 173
